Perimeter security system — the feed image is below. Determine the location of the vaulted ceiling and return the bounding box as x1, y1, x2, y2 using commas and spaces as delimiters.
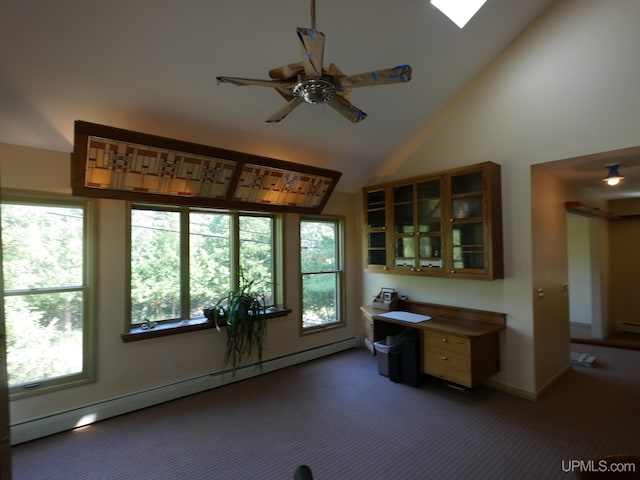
2, 0, 557, 193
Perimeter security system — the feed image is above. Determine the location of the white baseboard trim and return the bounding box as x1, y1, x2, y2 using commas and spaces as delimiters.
488, 363, 572, 401
486, 379, 537, 401
11, 337, 360, 445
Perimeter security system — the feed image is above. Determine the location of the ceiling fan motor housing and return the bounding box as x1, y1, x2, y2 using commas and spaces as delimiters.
292, 78, 336, 104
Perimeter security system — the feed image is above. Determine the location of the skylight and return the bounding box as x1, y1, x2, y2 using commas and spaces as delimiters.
431, 0, 488, 28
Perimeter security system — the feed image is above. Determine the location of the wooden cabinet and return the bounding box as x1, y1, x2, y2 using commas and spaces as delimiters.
362, 308, 375, 354
422, 330, 500, 388
363, 162, 503, 280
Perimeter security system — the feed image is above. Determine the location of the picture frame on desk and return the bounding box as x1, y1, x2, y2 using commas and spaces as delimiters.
372, 288, 399, 311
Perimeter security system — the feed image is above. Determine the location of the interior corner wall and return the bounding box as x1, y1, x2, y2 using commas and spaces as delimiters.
362, 0, 640, 397
530, 168, 570, 391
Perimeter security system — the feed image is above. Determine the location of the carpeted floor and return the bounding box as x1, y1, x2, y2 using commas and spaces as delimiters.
11, 343, 640, 479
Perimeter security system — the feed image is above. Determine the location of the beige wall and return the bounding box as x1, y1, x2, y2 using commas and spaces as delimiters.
1, 143, 361, 425
363, 0, 640, 396
608, 198, 640, 327
530, 168, 570, 391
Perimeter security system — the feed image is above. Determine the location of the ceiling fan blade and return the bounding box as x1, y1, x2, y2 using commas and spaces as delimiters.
266, 98, 304, 123
326, 62, 346, 76
216, 76, 294, 88
327, 96, 367, 123
339, 64, 412, 89
296, 27, 325, 78
268, 62, 305, 80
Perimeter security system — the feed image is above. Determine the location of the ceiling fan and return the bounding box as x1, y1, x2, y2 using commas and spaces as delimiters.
215, 0, 412, 123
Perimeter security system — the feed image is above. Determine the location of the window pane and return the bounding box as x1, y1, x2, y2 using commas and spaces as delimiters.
302, 273, 338, 328
189, 212, 231, 316
1, 204, 83, 290
300, 221, 337, 272
1, 201, 87, 389
131, 209, 180, 323
301, 218, 341, 330
5, 292, 84, 386
239, 216, 274, 306
130, 207, 280, 328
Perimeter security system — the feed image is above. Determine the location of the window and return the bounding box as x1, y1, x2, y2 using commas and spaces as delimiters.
128, 205, 281, 333
300, 217, 344, 331
1, 193, 94, 397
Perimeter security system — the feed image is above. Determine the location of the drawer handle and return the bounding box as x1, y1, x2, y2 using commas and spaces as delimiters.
441, 338, 448, 343
442, 356, 448, 361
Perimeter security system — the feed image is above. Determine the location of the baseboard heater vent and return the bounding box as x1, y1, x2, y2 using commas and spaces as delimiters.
617, 322, 640, 334
11, 337, 360, 445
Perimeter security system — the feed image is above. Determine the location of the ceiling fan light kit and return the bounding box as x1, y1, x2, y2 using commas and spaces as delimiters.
603, 163, 624, 186
216, 2, 412, 123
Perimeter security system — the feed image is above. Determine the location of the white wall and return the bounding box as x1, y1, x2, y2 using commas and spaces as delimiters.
1, 143, 361, 426
567, 213, 593, 326
363, 0, 640, 396
567, 213, 606, 338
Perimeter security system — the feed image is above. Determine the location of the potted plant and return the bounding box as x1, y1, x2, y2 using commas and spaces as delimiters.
203, 273, 267, 373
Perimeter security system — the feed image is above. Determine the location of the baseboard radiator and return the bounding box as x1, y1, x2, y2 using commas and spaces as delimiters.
11, 337, 360, 445
617, 322, 640, 334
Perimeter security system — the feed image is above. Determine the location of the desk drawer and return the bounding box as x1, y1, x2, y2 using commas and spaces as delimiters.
423, 347, 471, 386
423, 331, 470, 356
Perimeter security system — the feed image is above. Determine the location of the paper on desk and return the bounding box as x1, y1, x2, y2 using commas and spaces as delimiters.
376, 311, 432, 323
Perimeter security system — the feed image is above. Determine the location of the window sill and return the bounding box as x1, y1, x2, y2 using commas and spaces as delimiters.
121, 308, 291, 343
302, 321, 346, 335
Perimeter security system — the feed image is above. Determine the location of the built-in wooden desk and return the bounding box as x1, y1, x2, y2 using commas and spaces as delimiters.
360, 300, 506, 388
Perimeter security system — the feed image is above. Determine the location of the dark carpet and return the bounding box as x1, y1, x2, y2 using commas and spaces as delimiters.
11, 343, 640, 479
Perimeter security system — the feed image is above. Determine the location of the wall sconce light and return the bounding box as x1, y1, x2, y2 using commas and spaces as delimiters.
603, 163, 624, 186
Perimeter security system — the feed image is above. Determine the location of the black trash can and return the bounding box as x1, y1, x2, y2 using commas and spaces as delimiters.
400, 331, 424, 387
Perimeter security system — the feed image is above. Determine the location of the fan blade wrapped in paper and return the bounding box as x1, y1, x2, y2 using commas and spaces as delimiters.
296, 27, 325, 77
339, 64, 412, 89
216, 76, 296, 89
268, 62, 305, 81
327, 96, 367, 123
266, 98, 304, 123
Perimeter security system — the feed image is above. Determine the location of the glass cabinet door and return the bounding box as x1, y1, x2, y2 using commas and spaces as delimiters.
365, 189, 387, 268
392, 184, 415, 267
450, 170, 485, 272
416, 179, 443, 270
393, 184, 414, 233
